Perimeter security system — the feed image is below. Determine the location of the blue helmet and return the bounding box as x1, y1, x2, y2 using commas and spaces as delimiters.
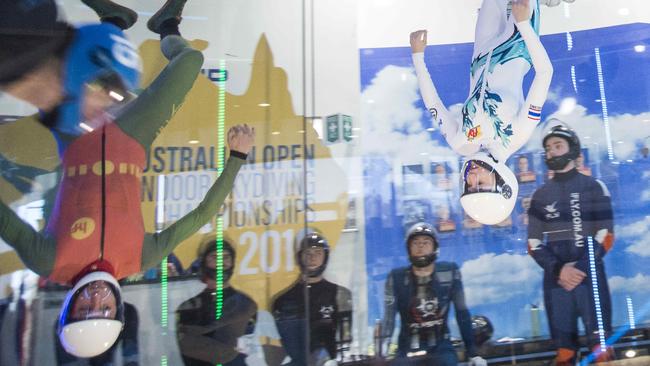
57, 23, 141, 135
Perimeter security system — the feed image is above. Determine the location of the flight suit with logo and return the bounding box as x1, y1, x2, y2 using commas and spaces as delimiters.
528, 168, 614, 355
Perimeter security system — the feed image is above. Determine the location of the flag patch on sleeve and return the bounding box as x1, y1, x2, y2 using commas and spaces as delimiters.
528, 105, 542, 121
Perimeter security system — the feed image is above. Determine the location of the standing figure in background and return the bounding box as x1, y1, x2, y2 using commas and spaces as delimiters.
381, 223, 486, 366
410, 0, 555, 225
272, 232, 353, 366
528, 124, 614, 365
176, 236, 257, 366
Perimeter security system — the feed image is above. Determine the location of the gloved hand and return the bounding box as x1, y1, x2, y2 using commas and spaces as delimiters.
468, 356, 488, 366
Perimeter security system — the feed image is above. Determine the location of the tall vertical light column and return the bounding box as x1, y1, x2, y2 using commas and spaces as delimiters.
594, 48, 614, 160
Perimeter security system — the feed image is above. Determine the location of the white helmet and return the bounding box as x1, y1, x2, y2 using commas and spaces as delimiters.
460, 152, 518, 225
57, 271, 124, 358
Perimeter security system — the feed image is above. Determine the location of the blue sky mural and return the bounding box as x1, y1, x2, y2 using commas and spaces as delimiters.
360, 23, 650, 340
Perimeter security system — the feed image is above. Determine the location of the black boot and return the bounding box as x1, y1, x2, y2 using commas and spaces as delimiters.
82, 0, 137, 30
147, 0, 187, 36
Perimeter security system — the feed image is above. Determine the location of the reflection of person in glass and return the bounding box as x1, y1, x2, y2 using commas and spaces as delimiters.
381, 223, 486, 366
0, 0, 255, 358
403, 200, 428, 230
517, 155, 536, 183
55, 301, 139, 365
433, 163, 451, 190
463, 211, 483, 229
436, 204, 456, 232
518, 196, 532, 226
410, 0, 555, 225
272, 232, 352, 366
528, 125, 614, 365
176, 237, 257, 366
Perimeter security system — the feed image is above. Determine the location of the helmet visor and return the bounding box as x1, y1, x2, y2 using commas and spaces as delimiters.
461, 159, 502, 195
90, 71, 133, 102
80, 70, 135, 125
60, 280, 123, 326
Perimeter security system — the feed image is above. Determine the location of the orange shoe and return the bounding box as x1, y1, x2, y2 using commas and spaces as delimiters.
555, 348, 576, 366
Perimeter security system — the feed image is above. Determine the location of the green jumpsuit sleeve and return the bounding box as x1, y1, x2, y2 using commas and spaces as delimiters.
115, 35, 204, 151
140, 155, 245, 270
0, 200, 55, 276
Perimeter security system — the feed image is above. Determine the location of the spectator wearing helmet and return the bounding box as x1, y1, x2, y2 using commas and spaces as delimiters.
381, 223, 486, 366
271, 231, 353, 366
409, 0, 554, 225
176, 236, 257, 366
528, 123, 614, 365
0, 0, 255, 358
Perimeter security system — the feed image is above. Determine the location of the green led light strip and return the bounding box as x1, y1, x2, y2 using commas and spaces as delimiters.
212, 59, 227, 366
161, 256, 168, 328
161, 255, 168, 365
215, 59, 227, 328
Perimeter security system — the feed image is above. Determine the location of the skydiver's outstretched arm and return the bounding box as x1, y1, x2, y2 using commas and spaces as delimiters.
410, 30, 463, 151
0, 200, 56, 276
140, 125, 255, 270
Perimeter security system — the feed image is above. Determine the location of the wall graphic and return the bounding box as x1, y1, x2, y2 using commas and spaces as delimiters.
0, 35, 350, 315
361, 23, 650, 339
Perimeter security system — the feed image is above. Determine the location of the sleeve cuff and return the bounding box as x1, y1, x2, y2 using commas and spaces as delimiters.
412, 52, 425, 62
230, 150, 248, 160
515, 20, 536, 38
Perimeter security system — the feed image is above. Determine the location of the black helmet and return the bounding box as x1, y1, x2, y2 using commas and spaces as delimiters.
405, 222, 439, 267
197, 235, 235, 283
471, 315, 494, 346
542, 122, 581, 171
0, 0, 72, 85
296, 231, 330, 278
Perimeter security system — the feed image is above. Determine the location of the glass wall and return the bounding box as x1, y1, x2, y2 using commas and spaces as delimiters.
0, 0, 649, 365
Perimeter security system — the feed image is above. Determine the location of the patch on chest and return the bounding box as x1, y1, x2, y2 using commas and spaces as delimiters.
466, 125, 482, 141
544, 201, 560, 220
319, 305, 335, 319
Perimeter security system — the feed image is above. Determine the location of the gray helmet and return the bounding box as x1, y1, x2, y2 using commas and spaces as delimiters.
405, 222, 439, 267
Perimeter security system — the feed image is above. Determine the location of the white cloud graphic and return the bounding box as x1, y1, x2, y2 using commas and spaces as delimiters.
641, 190, 650, 202
625, 240, 650, 257
613, 217, 650, 257
616, 216, 650, 239
609, 273, 650, 294
360, 65, 457, 163
461, 253, 542, 307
